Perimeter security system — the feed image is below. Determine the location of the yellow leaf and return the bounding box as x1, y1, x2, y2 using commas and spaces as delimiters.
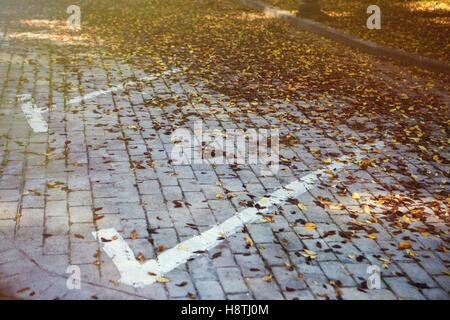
156, 276, 170, 283
260, 216, 275, 223
367, 234, 377, 240
215, 193, 224, 199
245, 236, 254, 248
352, 192, 361, 200
329, 204, 343, 210
406, 249, 417, 257
362, 205, 371, 214
300, 249, 317, 260
304, 222, 317, 230
262, 274, 273, 282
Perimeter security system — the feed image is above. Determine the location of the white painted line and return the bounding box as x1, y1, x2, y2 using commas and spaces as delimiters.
18, 94, 48, 133
19, 68, 179, 133
93, 141, 384, 287
63, 68, 178, 107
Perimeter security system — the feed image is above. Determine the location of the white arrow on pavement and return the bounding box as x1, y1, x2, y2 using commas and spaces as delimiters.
93, 142, 384, 287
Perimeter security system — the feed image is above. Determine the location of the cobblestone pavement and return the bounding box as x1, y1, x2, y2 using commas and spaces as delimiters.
0, 1, 449, 300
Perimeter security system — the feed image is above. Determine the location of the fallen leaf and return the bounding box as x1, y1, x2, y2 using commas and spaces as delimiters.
136, 252, 145, 263
262, 274, 273, 282
304, 222, 317, 230
156, 276, 170, 283
245, 236, 254, 248
398, 242, 412, 250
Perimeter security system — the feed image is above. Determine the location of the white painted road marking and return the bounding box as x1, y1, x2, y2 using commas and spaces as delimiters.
18, 94, 48, 133
19, 68, 178, 133
93, 142, 383, 287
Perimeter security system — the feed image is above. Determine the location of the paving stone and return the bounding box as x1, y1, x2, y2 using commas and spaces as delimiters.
272, 266, 307, 290
245, 278, 284, 300
247, 223, 275, 244
277, 231, 304, 252
165, 269, 196, 298
433, 276, 450, 292
195, 280, 225, 300
235, 254, 268, 278
69, 206, 93, 223
19, 208, 44, 227
0, 202, 18, 219
421, 288, 450, 300
319, 261, 356, 287
398, 262, 438, 288
46, 200, 68, 217
384, 277, 426, 300
227, 292, 253, 300
217, 267, 248, 294
259, 243, 289, 266
283, 289, 315, 300
340, 288, 397, 300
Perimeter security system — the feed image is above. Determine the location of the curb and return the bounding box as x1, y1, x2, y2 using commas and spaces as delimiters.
240, 0, 450, 75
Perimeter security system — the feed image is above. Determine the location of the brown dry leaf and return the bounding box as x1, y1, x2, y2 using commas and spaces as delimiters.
211, 252, 222, 259
158, 244, 166, 252
130, 230, 138, 240
136, 252, 145, 263
398, 242, 412, 250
